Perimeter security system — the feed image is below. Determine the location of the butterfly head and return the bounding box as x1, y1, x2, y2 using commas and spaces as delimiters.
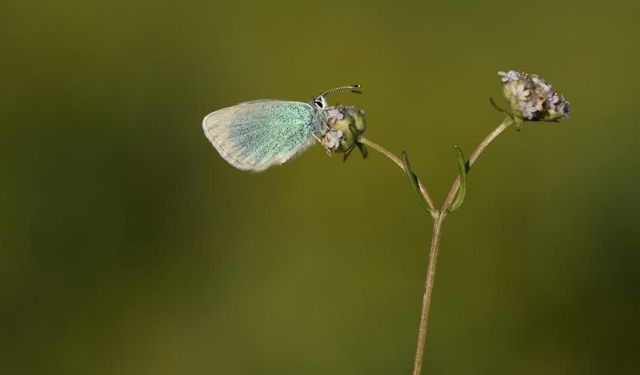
312, 84, 361, 110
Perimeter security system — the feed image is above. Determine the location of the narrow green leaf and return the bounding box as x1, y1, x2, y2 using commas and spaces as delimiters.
450, 146, 467, 212
356, 142, 368, 159
351, 124, 368, 159
489, 97, 520, 125
343, 146, 354, 162
514, 116, 523, 131
489, 97, 508, 114
402, 151, 431, 213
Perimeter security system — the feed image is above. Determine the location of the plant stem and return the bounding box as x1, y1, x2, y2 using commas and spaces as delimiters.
411, 211, 446, 375
359, 116, 513, 375
358, 137, 436, 211
441, 116, 513, 211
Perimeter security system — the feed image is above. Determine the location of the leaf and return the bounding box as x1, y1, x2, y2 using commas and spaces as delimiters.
489, 97, 509, 114
402, 151, 432, 213
357, 142, 368, 159
349, 123, 359, 135
343, 146, 354, 162
352, 125, 368, 159
449, 146, 467, 212
514, 116, 523, 131
489, 97, 519, 125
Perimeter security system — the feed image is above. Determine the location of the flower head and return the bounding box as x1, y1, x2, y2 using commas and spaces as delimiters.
323, 108, 345, 125
321, 105, 367, 155
322, 129, 344, 150
498, 70, 570, 122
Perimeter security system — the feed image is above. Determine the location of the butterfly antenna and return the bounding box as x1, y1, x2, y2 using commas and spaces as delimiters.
319, 84, 362, 98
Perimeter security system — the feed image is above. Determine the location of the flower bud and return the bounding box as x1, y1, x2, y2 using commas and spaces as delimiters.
498, 70, 570, 122
321, 106, 367, 154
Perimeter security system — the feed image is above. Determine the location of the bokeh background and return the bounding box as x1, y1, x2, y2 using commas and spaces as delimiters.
1, 0, 639, 374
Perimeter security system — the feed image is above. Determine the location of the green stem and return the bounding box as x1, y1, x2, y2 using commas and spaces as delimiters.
411, 211, 446, 375
358, 137, 436, 212
359, 116, 514, 375
441, 116, 513, 211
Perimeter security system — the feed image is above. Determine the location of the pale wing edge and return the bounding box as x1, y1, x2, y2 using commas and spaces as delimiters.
202, 110, 263, 171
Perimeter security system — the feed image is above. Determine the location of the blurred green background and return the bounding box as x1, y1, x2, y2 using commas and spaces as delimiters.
1, 0, 639, 374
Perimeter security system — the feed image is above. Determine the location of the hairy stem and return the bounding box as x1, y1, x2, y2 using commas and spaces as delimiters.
359, 116, 514, 375
411, 211, 445, 375
358, 137, 436, 211
442, 116, 513, 211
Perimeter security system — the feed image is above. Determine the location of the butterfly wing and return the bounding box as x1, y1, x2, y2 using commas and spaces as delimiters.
203, 100, 322, 171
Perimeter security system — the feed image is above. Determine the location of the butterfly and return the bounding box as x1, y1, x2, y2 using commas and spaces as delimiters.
202, 85, 362, 172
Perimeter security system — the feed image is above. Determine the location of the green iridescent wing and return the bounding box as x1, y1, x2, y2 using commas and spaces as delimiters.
203, 100, 322, 171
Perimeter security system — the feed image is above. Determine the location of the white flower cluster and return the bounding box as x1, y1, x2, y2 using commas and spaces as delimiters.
322, 129, 344, 150
320, 105, 366, 154
321, 107, 346, 151
499, 71, 569, 122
